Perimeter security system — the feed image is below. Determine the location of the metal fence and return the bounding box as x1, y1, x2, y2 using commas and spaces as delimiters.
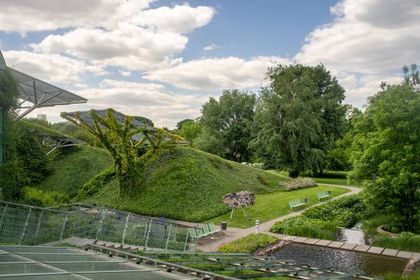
0, 200, 195, 251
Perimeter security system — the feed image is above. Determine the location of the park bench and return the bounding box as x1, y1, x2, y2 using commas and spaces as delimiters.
288, 198, 308, 210
317, 190, 331, 200
188, 223, 219, 240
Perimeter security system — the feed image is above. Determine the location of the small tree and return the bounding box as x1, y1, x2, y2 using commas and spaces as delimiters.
61, 109, 182, 197
350, 84, 420, 231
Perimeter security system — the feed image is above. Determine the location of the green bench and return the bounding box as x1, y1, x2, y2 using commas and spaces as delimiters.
188, 223, 219, 240
288, 198, 308, 210
317, 190, 331, 200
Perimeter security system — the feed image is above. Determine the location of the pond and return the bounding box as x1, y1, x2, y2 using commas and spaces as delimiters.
272, 243, 408, 277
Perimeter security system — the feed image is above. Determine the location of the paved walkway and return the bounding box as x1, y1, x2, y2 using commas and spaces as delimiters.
197, 184, 361, 252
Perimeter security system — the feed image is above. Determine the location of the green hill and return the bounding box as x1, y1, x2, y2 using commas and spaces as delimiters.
25, 120, 291, 222
85, 147, 289, 221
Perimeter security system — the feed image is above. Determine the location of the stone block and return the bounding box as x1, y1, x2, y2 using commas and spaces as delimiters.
354, 244, 370, 252
293, 237, 308, 243
303, 238, 319, 245
368, 246, 384, 254
382, 249, 399, 257
397, 251, 413, 259
340, 243, 357, 251
315, 239, 332, 246
327, 241, 344, 248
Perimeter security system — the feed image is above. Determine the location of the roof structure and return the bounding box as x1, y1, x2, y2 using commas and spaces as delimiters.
0, 50, 87, 120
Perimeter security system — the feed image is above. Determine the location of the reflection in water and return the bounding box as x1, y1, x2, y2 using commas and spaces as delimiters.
272, 243, 407, 277
338, 223, 366, 244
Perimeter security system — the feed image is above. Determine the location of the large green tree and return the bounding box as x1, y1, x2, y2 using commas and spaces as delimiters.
252, 64, 346, 177
350, 84, 420, 230
198, 89, 256, 162
61, 109, 182, 197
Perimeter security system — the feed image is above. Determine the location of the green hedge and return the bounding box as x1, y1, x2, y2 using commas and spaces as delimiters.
271, 216, 337, 240
218, 234, 278, 253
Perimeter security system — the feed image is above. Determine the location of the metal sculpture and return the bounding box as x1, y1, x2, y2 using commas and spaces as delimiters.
223, 191, 255, 219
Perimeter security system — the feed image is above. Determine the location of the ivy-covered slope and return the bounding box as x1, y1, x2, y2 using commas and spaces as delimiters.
85, 147, 289, 221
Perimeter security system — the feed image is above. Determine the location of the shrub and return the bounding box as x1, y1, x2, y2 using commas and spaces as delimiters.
218, 234, 278, 253
373, 232, 420, 253
279, 177, 317, 191
271, 216, 337, 240
77, 167, 115, 199
303, 194, 366, 228
22, 187, 70, 206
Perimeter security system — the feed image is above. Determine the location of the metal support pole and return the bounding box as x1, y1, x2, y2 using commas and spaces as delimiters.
165, 224, 172, 250
0, 204, 8, 229
183, 228, 190, 252
60, 215, 68, 240
34, 209, 44, 238
20, 207, 32, 245
230, 208, 235, 219
242, 208, 248, 219
121, 213, 130, 244
144, 219, 152, 249
96, 210, 106, 240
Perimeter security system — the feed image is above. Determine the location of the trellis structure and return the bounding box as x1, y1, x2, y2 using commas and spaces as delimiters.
0, 200, 199, 251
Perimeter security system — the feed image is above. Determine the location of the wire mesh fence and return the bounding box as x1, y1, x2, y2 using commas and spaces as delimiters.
0, 200, 194, 251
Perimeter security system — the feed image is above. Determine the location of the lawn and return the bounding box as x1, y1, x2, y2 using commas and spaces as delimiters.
267, 170, 361, 187
208, 185, 350, 228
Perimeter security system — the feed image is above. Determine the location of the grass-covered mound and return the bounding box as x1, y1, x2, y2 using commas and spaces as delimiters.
36, 146, 112, 197
85, 147, 291, 221
218, 234, 278, 253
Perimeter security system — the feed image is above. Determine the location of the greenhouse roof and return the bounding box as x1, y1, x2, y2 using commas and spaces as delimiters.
0, 245, 196, 280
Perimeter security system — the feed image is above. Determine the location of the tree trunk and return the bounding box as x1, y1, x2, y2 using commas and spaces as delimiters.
289, 169, 300, 178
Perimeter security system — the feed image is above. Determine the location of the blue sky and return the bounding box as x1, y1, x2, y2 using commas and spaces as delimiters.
0, 0, 419, 127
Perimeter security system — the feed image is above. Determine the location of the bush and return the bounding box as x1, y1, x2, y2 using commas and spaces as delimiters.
373, 232, 420, 253
77, 167, 115, 199
218, 234, 278, 253
22, 187, 70, 206
279, 178, 317, 191
303, 194, 366, 228
271, 216, 337, 240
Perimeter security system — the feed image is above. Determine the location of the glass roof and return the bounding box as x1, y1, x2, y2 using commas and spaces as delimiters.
0, 246, 196, 280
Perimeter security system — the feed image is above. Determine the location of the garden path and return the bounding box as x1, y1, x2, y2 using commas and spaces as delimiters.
196, 184, 361, 252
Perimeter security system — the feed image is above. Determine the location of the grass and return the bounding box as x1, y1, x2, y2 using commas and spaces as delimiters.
36, 146, 113, 197
87, 147, 292, 222
373, 233, 420, 252
208, 185, 350, 228
218, 233, 278, 253
267, 170, 361, 186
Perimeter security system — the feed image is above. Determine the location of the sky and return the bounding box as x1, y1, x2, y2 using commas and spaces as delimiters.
0, 0, 419, 127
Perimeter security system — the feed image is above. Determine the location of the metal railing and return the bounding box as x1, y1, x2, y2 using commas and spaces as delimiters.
0, 200, 197, 251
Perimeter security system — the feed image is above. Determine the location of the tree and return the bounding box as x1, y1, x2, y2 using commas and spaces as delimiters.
252, 64, 346, 177
0, 68, 25, 201
61, 109, 182, 197
177, 119, 201, 145
176, 119, 194, 130
199, 90, 256, 162
350, 84, 420, 231
403, 63, 420, 87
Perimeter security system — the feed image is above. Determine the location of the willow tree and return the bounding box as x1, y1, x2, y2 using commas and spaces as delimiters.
252, 64, 346, 177
61, 109, 183, 196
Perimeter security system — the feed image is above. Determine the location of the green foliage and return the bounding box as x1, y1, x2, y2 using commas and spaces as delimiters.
77, 167, 115, 199
85, 146, 291, 221
199, 89, 256, 162
0, 69, 19, 112
22, 187, 70, 206
252, 64, 346, 177
61, 109, 182, 197
350, 84, 420, 230
35, 146, 113, 198
271, 216, 337, 240
177, 119, 202, 145
218, 234, 278, 253
384, 272, 420, 280
0, 160, 26, 200
303, 195, 367, 228
373, 232, 420, 253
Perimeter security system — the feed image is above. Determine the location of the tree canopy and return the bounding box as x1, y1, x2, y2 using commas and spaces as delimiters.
198, 89, 256, 162
252, 64, 346, 177
350, 84, 420, 230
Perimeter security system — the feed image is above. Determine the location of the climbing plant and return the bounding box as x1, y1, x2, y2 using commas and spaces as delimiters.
61, 108, 183, 197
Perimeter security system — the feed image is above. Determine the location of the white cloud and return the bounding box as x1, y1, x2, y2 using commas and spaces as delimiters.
295, 0, 420, 106
203, 43, 220, 51
145, 56, 291, 90
133, 4, 215, 33
26, 79, 207, 127
3, 50, 105, 83
0, 0, 153, 33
